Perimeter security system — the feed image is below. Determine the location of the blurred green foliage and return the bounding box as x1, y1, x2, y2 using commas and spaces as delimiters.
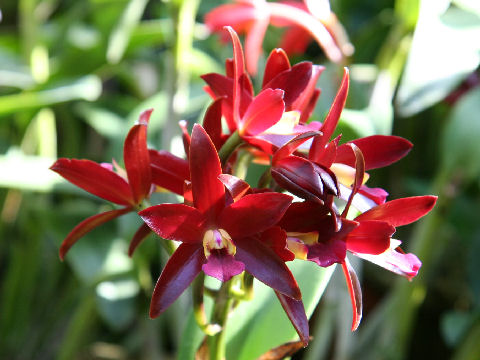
0, 0, 479, 359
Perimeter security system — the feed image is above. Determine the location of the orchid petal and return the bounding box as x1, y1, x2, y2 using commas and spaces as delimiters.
235, 237, 301, 300
203, 98, 224, 150
202, 252, 245, 282
263, 62, 313, 108
273, 131, 320, 164
124, 109, 152, 204
261, 226, 295, 262
346, 220, 394, 255
244, 8, 270, 75
335, 135, 413, 170
218, 193, 292, 239
128, 222, 152, 257
51, 158, 133, 205
205, 3, 256, 32
149, 149, 189, 196
268, 2, 343, 62
272, 156, 324, 201
239, 88, 285, 136
190, 125, 225, 222
139, 204, 204, 243
342, 143, 365, 216
355, 196, 437, 227
341, 258, 363, 331
59, 207, 132, 260
275, 291, 309, 346
218, 174, 251, 202
150, 243, 204, 317
225, 26, 246, 125
263, 48, 291, 87
179, 120, 191, 157
355, 244, 422, 280
319, 67, 349, 142
307, 238, 346, 267
278, 201, 330, 233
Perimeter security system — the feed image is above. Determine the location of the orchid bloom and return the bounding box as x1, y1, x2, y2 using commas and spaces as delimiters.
51, 110, 154, 259
202, 27, 325, 163
205, 0, 352, 74
139, 125, 301, 319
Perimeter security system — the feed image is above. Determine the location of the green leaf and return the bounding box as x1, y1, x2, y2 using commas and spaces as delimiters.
396, 3, 480, 116
225, 261, 335, 360
441, 87, 480, 180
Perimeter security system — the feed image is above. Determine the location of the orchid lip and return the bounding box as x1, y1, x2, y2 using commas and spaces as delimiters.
202, 229, 236, 258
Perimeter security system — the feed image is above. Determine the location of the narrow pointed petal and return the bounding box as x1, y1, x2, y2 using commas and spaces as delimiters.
235, 237, 301, 300
128, 222, 152, 256
319, 67, 349, 143
218, 174, 251, 202
139, 204, 204, 243
273, 131, 320, 164
263, 62, 313, 108
245, 12, 270, 75
225, 26, 246, 125
355, 245, 422, 280
346, 220, 394, 255
341, 258, 363, 331
51, 158, 133, 205
335, 135, 413, 170
59, 207, 132, 260
179, 120, 191, 157
203, 99, 224, 150
275, 291, 310, 346
150, 243, 204, 317
124, 109, 153, 204
202, 252, 245, 282
149, 149, 189, 195
342, 143, 365, 216
190, 125, 225, 222
355, 196, 437, 227
239, 88, 285, 136
218, 193, 293, 239
263, 48, 291, 87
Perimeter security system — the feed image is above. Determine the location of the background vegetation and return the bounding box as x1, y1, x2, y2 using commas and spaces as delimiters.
0, 0, 479, 359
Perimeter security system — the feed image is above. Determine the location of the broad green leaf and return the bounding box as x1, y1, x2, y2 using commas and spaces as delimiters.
396, 1, 480, 116
225, 261, 335, 360
441, 87, 480, 180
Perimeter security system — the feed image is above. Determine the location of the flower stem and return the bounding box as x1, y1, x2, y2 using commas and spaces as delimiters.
218, 131, 243, 166
208, 279, 234, 360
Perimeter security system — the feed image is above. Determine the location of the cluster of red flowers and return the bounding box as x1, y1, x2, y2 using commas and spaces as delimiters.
51, 27, 436, 345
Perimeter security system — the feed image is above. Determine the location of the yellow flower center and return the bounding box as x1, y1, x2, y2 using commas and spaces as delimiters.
202, 229, 236, 258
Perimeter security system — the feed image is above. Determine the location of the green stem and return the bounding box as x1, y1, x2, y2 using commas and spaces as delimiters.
192, 273, 221, 336
208, 279, 234, 360
218, 131, 243, 166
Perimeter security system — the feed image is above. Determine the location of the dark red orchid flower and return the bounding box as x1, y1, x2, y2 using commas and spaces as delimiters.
205, 0, 351, 75
51, 109, 155, 259
139, 124, 301, 319
202, 27, 325, 155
